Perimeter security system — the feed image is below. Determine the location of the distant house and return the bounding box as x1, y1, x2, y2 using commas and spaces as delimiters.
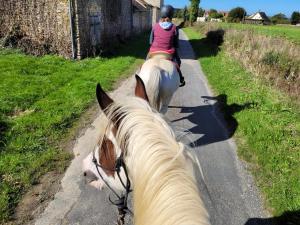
197, 17, 207, 22
204, 10, 210, 18
210, 18, 222, 22
218, 11, 229, 18
245, 12, 271, 25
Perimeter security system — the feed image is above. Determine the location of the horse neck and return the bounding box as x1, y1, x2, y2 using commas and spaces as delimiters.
131, 146, 209, 225
106, 99, 209, 225
121, 116, 209, 225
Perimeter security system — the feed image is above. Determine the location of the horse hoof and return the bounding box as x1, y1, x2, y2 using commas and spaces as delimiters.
179, 81, 185, 87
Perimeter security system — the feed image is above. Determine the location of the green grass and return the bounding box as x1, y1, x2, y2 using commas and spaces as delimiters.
209, 22, 300, 45
184, 27, 300, 216
0, 34, 147, 222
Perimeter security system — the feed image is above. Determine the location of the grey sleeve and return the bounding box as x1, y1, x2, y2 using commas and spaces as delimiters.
174, 27, 179, 48
149, 29, 154, 45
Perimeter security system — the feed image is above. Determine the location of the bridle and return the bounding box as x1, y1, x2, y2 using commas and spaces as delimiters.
92, 150, 133, 225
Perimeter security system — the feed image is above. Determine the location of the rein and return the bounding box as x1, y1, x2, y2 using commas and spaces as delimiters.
92, 151, 133, 225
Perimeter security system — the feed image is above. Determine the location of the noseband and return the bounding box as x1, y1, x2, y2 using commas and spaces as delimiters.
92, 150, 133, 225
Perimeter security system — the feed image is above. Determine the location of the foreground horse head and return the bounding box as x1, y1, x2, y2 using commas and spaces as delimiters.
136, 54, 180, 114
83, 83, 210, 225
82, 80, 149, 191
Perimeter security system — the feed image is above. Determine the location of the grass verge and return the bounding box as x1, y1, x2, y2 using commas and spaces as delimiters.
0, 34, 148, 223
184, 27, 300, 217
208, 22, 300, 45
192, 23, 300, 101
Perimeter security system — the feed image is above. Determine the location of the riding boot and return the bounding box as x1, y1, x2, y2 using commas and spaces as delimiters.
178, 69, 185, 87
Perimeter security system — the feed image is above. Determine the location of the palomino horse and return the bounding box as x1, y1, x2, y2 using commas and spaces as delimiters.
82, 80, 210, 225
136, 53, 180, 114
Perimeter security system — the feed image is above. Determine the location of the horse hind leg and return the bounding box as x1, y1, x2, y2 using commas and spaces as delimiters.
160, 105, 168, 114
160, 95, 172, 114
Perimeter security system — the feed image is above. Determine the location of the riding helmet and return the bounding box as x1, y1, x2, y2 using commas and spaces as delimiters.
161, 5, 174, 19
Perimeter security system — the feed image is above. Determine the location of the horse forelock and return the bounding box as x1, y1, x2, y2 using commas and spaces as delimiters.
101, 96, 168, 149
95, 113, 121, 178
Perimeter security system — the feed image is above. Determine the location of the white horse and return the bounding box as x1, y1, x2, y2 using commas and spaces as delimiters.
82, 82, 210, 225
135, 54, 180, 114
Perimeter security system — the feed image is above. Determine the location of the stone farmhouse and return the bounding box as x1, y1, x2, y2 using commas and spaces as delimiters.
0, 0, 163, 59
245, 12, 271, 25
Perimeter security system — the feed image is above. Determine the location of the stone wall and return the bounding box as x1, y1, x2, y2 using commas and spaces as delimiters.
73, 0, 133, 58
0, 0, 134, 58
102, 0, 132, 45
0, 0, 72, 57
133, 10, 152, 34
144, 0, 163, 24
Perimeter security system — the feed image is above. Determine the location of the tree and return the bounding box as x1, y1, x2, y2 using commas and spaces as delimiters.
227, 7, 246, 23
209, 9, 218, 14
198, 7, 205, 17
183, 6, 189, 22
271, 13, 290, 24
189, 0, 200, 24
291, 11, 300, 25
174, 8, 183, 18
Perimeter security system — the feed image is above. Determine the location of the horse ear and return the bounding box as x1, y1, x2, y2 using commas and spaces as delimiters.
96, 83, 113, 111
135, 75, 149, 102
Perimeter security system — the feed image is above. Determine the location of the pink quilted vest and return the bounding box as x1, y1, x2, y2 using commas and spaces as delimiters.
150, 23, 177, 54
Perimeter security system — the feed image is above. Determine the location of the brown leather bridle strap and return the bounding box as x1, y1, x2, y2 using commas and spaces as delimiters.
92, 151, 133, 224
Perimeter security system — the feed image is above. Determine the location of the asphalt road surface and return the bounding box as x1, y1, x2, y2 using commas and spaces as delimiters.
35, 31, 269, 225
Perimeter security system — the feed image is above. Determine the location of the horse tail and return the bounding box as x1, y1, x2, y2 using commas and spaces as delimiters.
145, 65, 162, 111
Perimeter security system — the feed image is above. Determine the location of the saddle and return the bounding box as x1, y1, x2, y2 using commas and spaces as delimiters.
147, 51, 180, 70
147, 51, 173, 61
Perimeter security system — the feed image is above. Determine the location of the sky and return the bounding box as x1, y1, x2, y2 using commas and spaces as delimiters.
164, 0, 300, 17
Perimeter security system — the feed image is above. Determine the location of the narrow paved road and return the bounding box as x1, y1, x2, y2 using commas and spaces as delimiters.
35, 31, 268, 225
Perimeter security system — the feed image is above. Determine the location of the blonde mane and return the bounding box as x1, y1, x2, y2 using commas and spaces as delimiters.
103, 97, 210, 225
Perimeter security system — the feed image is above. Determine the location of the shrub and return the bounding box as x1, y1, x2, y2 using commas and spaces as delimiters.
262, 51, 280, 66
210, 12, 224, 19
206, 29, 225, 46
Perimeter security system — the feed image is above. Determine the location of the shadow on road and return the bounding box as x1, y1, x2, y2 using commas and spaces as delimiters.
202, 94, 256, 137
245, 210, 300, 225
179, 29, 225, 60
169, 94, 256, 146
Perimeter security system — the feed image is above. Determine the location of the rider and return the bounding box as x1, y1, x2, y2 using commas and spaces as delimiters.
148, 5, 185, 87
